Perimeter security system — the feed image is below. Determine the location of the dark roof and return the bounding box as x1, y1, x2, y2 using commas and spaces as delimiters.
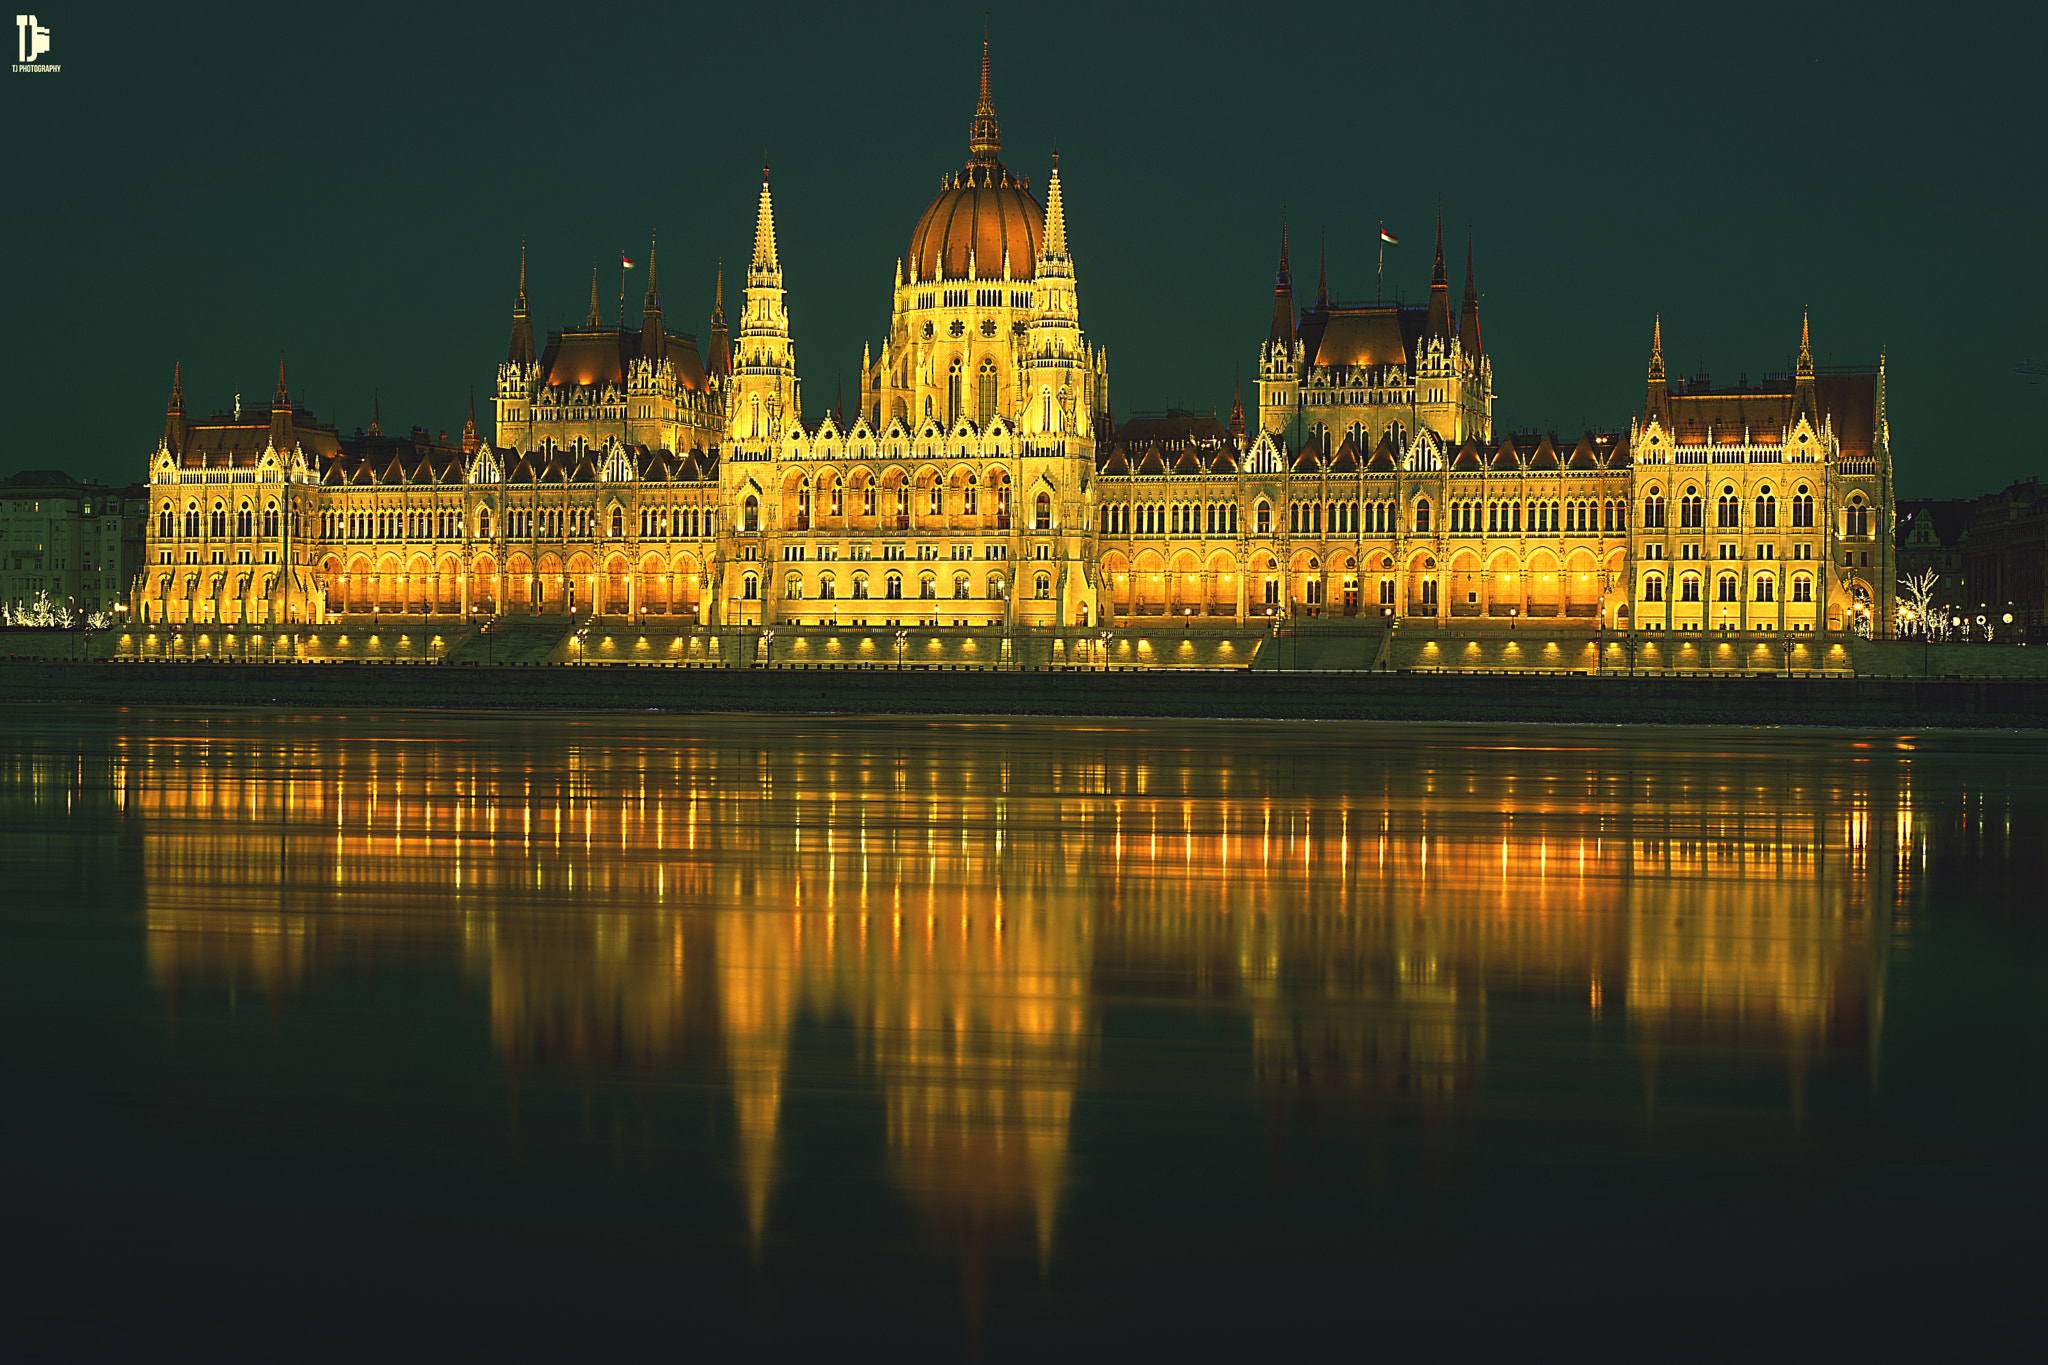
1295, 304, 1425, 371
540, 325, 709, 393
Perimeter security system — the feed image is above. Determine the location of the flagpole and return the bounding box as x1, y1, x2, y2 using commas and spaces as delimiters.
618, 250, 627, 331
1377, 222, 1384, 304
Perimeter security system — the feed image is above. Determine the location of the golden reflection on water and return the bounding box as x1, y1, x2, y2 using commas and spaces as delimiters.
67, 716, 1935, 1270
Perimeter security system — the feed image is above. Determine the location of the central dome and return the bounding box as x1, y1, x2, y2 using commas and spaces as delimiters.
908, 167, 1043, 283
905, 39, 1043, 283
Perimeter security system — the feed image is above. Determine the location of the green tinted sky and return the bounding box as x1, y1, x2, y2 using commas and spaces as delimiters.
6, 0, 2041, 497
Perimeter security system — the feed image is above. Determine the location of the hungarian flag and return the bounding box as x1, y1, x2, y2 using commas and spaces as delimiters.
1379, 227, 1400, 246
621, 251, 635, 269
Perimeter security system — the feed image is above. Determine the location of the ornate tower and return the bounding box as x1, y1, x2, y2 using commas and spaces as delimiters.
730, 168, 799, 444
1257, 216, 1299, 436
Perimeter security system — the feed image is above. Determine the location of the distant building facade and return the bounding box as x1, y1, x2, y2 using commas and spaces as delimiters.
2, 469, 147, 623
129, 42, 1896, 647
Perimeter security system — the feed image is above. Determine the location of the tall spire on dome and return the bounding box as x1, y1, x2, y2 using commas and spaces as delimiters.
1645, 314, 1670, 426
968, 30, 1001, 166
752, 166, 779, 271
586, 261, 602, 328
1792, 311, 1819, 427
1459, 234, 1482, 360
508, 241, 535, 364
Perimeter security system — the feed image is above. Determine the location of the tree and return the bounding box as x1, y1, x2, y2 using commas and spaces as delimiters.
1900, 569, 1942, 640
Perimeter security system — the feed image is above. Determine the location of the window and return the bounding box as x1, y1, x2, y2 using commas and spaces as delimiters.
263, 502, 279, 537
1680, 574, 1701, 602
1792, 485, 1814, 528
159, 504, 174, 538
1035, 574, 1051, 599
1716, 573, 1738, 602
1379, 578, 1394, 605
1755, 486, 1777, 528
1717, 487, 1739, 529
209, 502, 226, 537
886, 573, 902, 599
947, 358, 962, 425
1680, 487, 1703, 529
1256, 500, 1271, 535
1792, 574, 1812, 603
742, 573, 758, 600
953, 574, 970, 599
1414, 499, 1431, 534
977, 358, 998, 427
919, 574, 937, 600
235, 502, 252, 537
1755, 575, 1775, 603
818, 574, 835, 599
1846, 498, 1870, 537
743, 496, 759, 532
1035, 492, 1052, 531
785, 572, 803, 600
1644, 573, 1665, 603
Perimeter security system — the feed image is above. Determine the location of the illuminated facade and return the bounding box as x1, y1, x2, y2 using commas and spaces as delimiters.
129, 42, 1894, 646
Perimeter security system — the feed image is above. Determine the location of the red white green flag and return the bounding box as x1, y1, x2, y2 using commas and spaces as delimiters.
1379, 227, 1399, 246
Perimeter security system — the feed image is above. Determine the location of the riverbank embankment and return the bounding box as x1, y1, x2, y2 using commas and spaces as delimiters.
4, 661, 2043, 728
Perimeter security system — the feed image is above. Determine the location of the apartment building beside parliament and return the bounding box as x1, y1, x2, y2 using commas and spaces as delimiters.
131, 44, 1895, 654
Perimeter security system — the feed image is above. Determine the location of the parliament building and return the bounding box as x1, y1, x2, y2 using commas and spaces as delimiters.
130, 43, 1896, 663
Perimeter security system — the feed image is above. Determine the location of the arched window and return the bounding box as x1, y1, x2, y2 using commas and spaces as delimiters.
609, 507, 623, 538
263, 501, 279, 537
953, 574, 970, 600
1034, 492, 1052, 531
1035, 574, 1051, 599
209, 501, 226, 537
929, 482, 943, 517
986, 572, 1004, 599
1755, 485, 1777, 528
1717, 486, 1740, 528
1256, 500, 1271, 535
851, 573, 869, 600
742, 573, 759, 600
1792, 484, 1814, 528
742, 495, 759, 532
750, 396, 761, 439
1755, 574, 1775, 602
159, 504, 174, 538
817, 574, 835, 600
963, 474, 978, 517
1680, 486, 1703, 529
1846, 496, 1869, 537
886, 572, 903, 600
919, 574, 937, 600
830, 482, 844, 519
235, 501, 252, 537
1414, 499, 1431, 534
478, 508, 492, 539
1792, 574, 1813, 603
1716, 573, 1738, 602
947, 358, 963, 425
1680, 573, 1701, 602
1644, 572, 1665, 603
977, 358, 998, 427
785, 572, 803, 600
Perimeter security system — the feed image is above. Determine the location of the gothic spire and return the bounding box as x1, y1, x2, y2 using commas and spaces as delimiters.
1797, 310, 1814, 379
968, 33, 1001, 165
586, 261, 601, 328
708, 260, 730, 379
644, 231, 659, 306
1648, 313, 1666, 384
1425, 206, 1454, 341
462, 391, 481, 455
273, 357, 288, 408
641, 231, 665, 360
369, 388, 382, 437
162, 361, 186, 455
169, 360, 183, 413
508, 241, 535, 365
1459, 234, 1482, 359
1268, 212, 1296, 350
1316, 231, 1329, 308
752, 167, 779, 271
1041, 150, 1069, 260
1228, 368, 1246, 442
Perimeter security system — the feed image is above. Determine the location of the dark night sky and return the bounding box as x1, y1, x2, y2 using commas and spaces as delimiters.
5, 0, 2042, 498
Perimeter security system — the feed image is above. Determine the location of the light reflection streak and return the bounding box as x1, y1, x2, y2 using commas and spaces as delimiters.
18, 716, 2005, 1278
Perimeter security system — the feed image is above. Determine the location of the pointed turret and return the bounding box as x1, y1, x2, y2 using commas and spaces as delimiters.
462, 392, 481, 455
162, 361, 186, 455
508, 241, 535, 365
708, 260, 730, 379
1228, 369, 1246, 443
369, 388, 382, 437
1645, 314, 1670, 425
752, 166, 779, 273
1267, 214, 1295, 352
267, 358, 295, 454
1042, 148, 1069, 260
1316, 232, 1330, 309
585, 262, 602, 328
1425, 207, 1454, 342
1792, 311, 1819, 427
640, 232, 665, 360
1459, 235, 1482, 360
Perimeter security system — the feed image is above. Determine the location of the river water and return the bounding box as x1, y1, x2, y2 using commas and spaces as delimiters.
2, 707, 2043, 1360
